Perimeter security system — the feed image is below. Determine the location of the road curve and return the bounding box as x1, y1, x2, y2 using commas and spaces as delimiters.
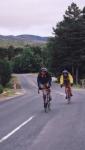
0, 74, 85, 150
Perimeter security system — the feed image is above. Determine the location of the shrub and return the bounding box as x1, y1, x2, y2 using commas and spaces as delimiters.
0, 59, 12, 86
0, 84, 3, 94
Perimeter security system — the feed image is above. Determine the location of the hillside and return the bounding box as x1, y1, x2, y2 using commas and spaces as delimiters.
0, 34, 48, 47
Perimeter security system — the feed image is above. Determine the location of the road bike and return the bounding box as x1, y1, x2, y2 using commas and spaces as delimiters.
43, 88, 51, 112
66, 86, 71, 104
38, 87, 51, 112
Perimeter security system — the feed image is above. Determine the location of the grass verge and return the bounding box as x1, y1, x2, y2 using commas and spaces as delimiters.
0, 75, 22, 100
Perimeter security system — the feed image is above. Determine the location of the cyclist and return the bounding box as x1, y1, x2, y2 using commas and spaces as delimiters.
60, 70, 73, 99
37, 67, 52, 101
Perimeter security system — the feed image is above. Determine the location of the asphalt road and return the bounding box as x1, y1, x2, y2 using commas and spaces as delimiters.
0, 74, 85, 150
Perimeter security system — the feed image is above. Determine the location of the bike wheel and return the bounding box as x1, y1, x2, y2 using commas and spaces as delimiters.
67, 95, 71, 104
66, 88, 71, 104
47, 96, 51, 110
44, 97, 48, 112
44, 102, 47, 112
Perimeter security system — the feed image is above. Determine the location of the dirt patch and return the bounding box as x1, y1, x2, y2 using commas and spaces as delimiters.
0, 89, 25, 102
0, 75, 25, 102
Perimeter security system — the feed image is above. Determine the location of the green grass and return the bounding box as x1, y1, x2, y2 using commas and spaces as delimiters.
3, 89, 15, 97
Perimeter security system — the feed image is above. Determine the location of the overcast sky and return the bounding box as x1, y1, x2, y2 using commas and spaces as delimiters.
0, 0, 85, 36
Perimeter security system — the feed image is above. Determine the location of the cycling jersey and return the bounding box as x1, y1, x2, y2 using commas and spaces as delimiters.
37, 72, 52, 88
60, 73, 73, 86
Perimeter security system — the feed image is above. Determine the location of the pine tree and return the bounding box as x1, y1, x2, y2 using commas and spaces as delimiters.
48, 3, 85, 82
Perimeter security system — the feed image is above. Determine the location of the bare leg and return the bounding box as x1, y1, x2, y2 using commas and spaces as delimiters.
68, 85, 73, 96
48, 89, 52, 101
65, 87, 67, 97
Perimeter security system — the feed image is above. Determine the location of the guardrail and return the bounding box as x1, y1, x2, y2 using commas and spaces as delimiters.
80, 79, 85, 88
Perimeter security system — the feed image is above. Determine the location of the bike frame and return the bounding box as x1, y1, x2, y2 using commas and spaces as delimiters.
38, 87, 51, 112
43, 88, 51, 112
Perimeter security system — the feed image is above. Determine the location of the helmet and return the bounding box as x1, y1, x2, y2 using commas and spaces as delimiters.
62, 70, 68, 74
40, 67, 48, 72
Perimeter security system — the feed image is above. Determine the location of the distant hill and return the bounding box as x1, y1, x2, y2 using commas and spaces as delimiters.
0, 34, 48, 47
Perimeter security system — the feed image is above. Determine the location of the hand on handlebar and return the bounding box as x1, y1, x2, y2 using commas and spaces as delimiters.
38, 87, 42, 94
38, 89, 40, 94
61, 84, 63, 88
71, 83, 73, 86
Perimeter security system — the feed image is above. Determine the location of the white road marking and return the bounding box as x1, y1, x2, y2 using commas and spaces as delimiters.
0, 116, 34, 143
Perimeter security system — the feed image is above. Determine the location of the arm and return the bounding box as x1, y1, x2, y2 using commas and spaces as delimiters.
37, 76, 40, 93
37, 76, 40, 87
37, 75, 42, 90
49, 75, 52, 86
48, 74, 52, 87
69, 74, 73, 84
60, 75, 63, 86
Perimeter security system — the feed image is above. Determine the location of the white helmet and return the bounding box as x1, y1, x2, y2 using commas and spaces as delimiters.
62, 70, 68, 74
40, 67, 48, 72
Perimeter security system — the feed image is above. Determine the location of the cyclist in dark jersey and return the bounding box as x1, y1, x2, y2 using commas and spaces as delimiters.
37, 68, 52, 100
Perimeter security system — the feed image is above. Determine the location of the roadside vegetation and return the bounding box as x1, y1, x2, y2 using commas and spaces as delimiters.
0, 75, 21, 97
47, 3, 85, 85
0, 2, 85, 94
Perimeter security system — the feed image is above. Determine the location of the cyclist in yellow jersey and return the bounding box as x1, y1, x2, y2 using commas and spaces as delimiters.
60, 70, 73, 99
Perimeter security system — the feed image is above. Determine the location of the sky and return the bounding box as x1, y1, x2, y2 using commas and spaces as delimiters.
0, 0, 85, 36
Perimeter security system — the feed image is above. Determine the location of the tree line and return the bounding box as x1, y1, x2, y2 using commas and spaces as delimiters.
0, 2, 85, 91
0, 45, 47, 91
47, 3, 85, 84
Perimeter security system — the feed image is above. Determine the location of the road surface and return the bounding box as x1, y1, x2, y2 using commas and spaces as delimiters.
0, 74, 85, 150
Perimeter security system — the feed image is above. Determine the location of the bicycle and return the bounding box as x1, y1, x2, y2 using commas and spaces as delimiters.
38, 87, 51, 112
66, 86, 71, 104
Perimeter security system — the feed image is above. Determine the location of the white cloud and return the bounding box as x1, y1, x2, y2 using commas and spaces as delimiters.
0, 0, 85, 36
